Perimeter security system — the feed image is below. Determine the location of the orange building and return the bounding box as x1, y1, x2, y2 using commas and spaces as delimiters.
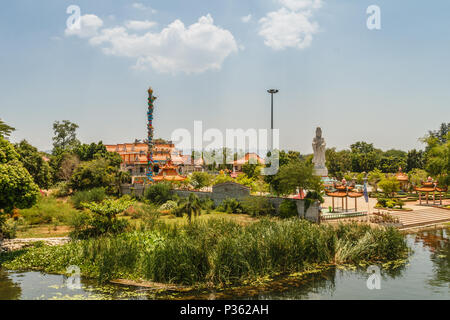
105, 140, 203, 181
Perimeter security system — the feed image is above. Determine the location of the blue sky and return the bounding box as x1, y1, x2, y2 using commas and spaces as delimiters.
1, 0, 449, 154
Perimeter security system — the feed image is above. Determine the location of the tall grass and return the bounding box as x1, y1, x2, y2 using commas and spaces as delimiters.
0, 219, 408, 286
19, 196, 78, 225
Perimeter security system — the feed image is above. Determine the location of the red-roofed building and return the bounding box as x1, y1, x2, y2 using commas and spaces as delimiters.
232, 153, 265, 173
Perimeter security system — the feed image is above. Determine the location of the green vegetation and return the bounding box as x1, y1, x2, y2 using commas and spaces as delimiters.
216, 198, 243, 214
0, 137, 40, 236
278, 199, 298, 219
378, 176, 401, 198
71, 187, 107, 209
240, 196, 275, 217
189, 172, 212, 190
0, 219, 408, 286
14, 140, 52, 189
144, 182, 173, 205
0, 119, 15, 138
19, 196, 78, 225
70, 198, 134, 239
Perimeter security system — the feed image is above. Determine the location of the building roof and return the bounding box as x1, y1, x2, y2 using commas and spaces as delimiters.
234, 153, 265, 166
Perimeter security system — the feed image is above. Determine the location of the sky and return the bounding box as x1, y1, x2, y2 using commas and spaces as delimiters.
1, 0, 449, 154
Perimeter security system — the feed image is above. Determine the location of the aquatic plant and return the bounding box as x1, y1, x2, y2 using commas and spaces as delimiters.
0, 219, 408, 287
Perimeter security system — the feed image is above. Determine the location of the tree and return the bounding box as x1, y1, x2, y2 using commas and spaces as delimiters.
74, 141, 122, 167
242, 162, 262, 179
406, 149, 424, 172
428, 122, 449, 144
326, 148, 352, 178
272, 160, 323, 196
379, 155, 406, 173
408, 168, 428, 191
14, 140, 52, 189
350, 141, 375, 154
0, 137, 39, 235
56, 153, 80, 181
189, 172, 212, 190
423, 133, 449, 188
52, 120, 80, 152
178, 193, 202, 223
75, 198, 134, 238
144, 182, 173, 205
0, 163, 40, 213
213, 172, 234, 185
368, 168, 384, 192
69, 158, 119, 192
0, 119, 15, 138
378, 176, 400, 198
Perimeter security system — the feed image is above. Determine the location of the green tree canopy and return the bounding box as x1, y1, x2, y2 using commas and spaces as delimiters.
272, 160, 323, 196
0, 137, 39, 235
0, 119, 15, 139
189, 172, 212, 190
69, 158, 119, 192
14, 140, 52, 189
52, 120, 80, 153
378, 176, 400, 198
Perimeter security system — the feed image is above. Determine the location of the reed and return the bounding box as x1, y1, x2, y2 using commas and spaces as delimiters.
0, 219, 408, 286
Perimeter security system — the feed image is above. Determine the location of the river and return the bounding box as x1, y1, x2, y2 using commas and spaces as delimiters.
0, 228, 448, 300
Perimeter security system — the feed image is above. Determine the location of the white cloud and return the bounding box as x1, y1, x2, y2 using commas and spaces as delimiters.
278, 0, 322, 11
85, 14, 238, 74
132, 2, 157, 14
258, 0, 322, 50
65, 14, 103, 38
241, 14, 252, 23
125, 20, 157, 30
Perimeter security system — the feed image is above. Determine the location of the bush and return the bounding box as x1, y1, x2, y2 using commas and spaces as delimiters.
71, 188, 107, 209
199, 198, 215, 213
69, 198, 133, 239
20, 196, 78, 225
52, 181, 71, 197
216, 198, 243, 214
241, 197, 275, 217
144, 182, 173, 205
159, 200, 178, 212
279, 199, 298, 219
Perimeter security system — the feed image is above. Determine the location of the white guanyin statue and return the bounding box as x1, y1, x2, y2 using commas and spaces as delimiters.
312, 127, 328, 177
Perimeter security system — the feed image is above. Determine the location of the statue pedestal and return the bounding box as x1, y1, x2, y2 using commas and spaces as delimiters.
314, 167, 328, 177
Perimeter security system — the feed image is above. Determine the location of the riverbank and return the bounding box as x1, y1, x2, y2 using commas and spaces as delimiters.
0, 218, 408, 291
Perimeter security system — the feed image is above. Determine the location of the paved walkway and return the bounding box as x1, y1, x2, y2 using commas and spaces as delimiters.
389, 207, 450, 229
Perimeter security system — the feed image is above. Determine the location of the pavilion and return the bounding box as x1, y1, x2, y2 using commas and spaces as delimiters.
395, 167, 409, 191
415, 178, 447, 205
325, 181, 364, 213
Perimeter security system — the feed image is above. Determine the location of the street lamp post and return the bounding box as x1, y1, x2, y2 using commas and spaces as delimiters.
267, 89, 279, 151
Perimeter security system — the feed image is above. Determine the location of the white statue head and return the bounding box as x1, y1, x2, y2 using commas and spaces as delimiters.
316, 127, 322, 138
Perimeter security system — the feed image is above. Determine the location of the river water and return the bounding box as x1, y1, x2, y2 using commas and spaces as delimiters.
0, 229, 448, 300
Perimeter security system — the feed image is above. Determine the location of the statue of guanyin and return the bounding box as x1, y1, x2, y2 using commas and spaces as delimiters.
312, 127, 328, 176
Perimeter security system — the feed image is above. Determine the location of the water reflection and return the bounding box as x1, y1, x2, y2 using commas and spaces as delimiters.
0, 268, 21, 300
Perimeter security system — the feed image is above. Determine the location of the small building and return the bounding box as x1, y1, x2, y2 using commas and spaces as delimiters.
232, 153, 265, 173
395, 167, 409, 191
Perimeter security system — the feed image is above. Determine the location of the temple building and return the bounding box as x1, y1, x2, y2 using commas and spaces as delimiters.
105, 140, 193, 181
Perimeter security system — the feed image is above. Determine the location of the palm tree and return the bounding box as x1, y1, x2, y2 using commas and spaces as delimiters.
179, 193, 202, 223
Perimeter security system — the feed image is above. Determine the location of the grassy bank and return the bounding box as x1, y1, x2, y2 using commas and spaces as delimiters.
0, 218, 408, 287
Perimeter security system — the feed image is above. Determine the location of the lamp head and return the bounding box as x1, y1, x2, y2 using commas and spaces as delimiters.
267, 89, 279, 94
